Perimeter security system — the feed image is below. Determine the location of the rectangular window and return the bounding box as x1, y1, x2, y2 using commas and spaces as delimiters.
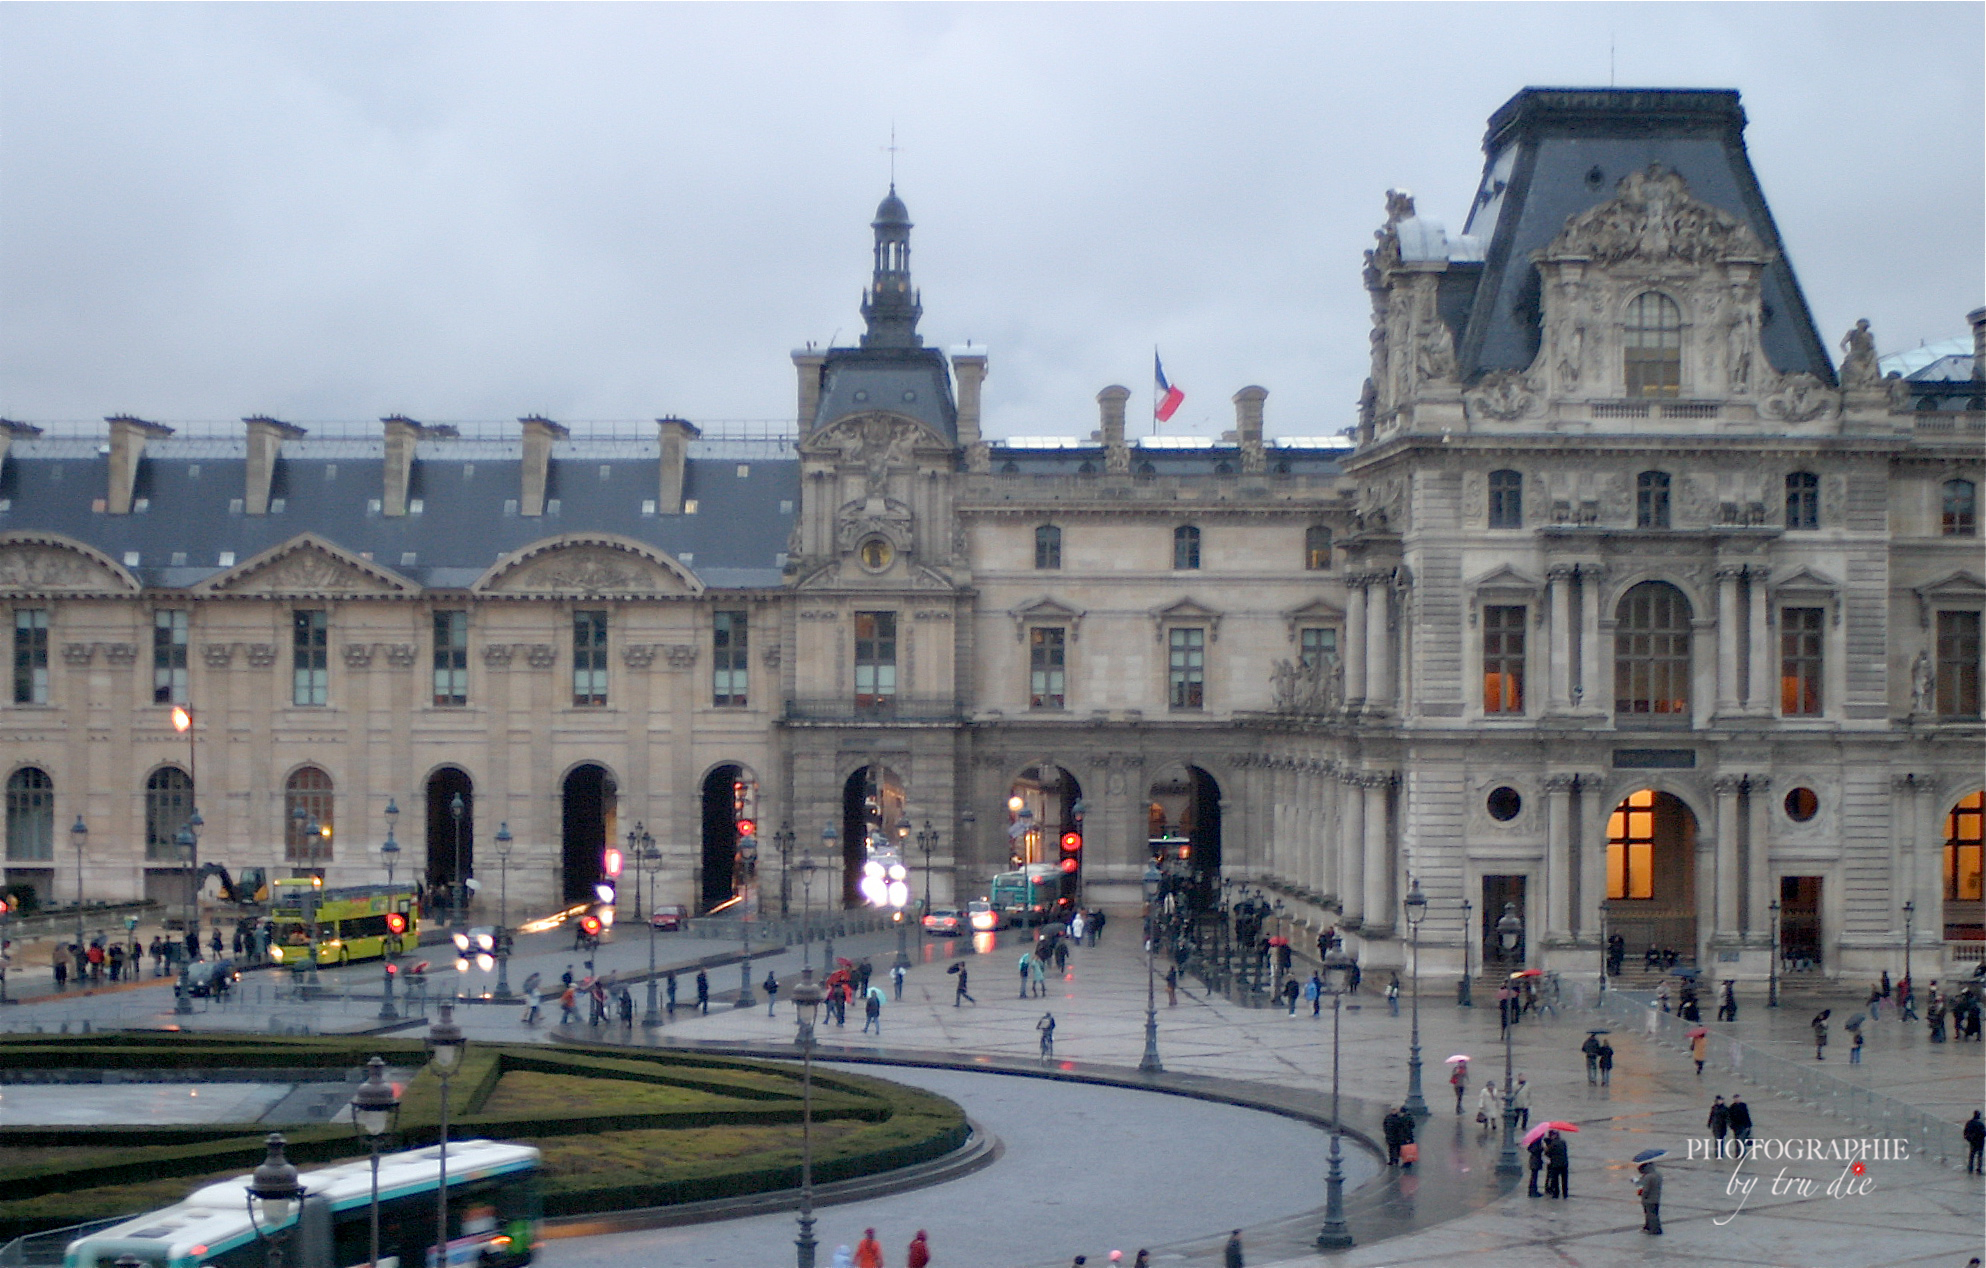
1029, 627, 1066, 709
1299, 626, 1337, 672
12, 610, 47, 706
573, 610, 609, 706
1779, 607, 1823, 715
291, 610, 328, 706
1168, 627, 1205, 710
713, 610, 749, 707
1936, 610, 1981, 717
1034, 526, 1062, 570
854, 611, 897, 710
1488, 471, 1523, 529
432, 611, 468, 706
152, 610, 188, 705
1482, 604, 1525, 714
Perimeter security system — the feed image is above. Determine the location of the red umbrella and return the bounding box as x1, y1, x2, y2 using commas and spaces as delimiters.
1267, 936, 1289, 947
1510, 968, 1544, 978
1687, 1026, 1709, 1039
1521, 1121, 1580, 1148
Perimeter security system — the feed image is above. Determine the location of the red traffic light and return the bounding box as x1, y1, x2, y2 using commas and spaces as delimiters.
385, 962, 398, 976
0, 898, 9, 914
579, 914, 602, 936
1059, 857, 1079, 873
602, 847, 624, 879
1059, 831, 1082, 853
735, 818, 757, 838
385, 913, 407, 934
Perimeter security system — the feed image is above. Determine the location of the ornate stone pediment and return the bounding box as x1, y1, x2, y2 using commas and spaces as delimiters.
1914, 569, 1986, 629
1150, 596, 1224, 642
195, 534, 415, 596
1539, 164, 1768, 267
474, 534, 701, 597
1466, 564, 1541, 595
1009, 595, 1088, 642
1281, 597, 1346, 642
800, 412, 946, 464
835, 497, 915, 554
0, 533, 140, 595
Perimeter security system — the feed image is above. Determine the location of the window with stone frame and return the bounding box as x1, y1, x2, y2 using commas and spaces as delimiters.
4, 767, 52, 861
143, 766, 193, 862
1482, 604, 1526, 714
153, 610, 189, 704
432, 611, 468, 707
1167, 626, 1205, 710
1936, 609, 1981, 717
1948, 791, 1983, 903
712, 610, 749, 707
1299, 626, 1337, 672
1623, 292, 1682, 398
283, 766, 334, 864
1606, 789, 1658, 899
1304, 525, 1332, 570
572, 610, 608, 706
1943, 478, 1977, 537
1784, 472, 1820, 531
1779, 606, 1824, 715
1173, 525, 1201, 570
291, 610, 328, 706
1034, 525, 1062, 570
1488, 470, 1523, 529
13, 609, 47, 706
1636, 471, 1671, 529
1029, 626, 1066, 710
1614, 581, 1691, 720
854, 610, 897, 711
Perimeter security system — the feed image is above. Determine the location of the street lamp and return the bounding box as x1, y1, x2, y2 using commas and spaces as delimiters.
68, 815, 86, 960
350, 1055, 402, 1268
1597, 898, 1611, 1001
173, 822, 200, 1016
789, 969, 824, 1268
492, 823, 514, 999
819, 825, 838, 968
1458, 896, 1474, 1007
1495, 905, 1525, 1177
796, 850, 818, 972
1901, 899, 1915, 1002
774, 821, 795, 919
638, 831, 663, 1026
1315, 945, 1356, 1250
426, 1003, 466, 1268
1768, 899, 1781, 1009
384, 797, 400, 875
245, 1134, 305, 1268
736, 906, 757, 1011
1402, 879, 1429, 1118
916, 820, 938, 931
449, 793, 466, 930
1140, 864, 1164, 1075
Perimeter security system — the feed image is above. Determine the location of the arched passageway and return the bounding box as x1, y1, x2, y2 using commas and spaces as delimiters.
1148, 765, 1222, 906
424, 767, 473, 913
840, 764, 905, 907
561, 765, 618, 905
701, 765, 759, 914
1603, 788, 1699, 964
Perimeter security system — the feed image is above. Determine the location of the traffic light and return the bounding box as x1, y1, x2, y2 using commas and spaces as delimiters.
1058, 830, 1082, 873
385, 913, 407, 935
735, 818, 756, 838
602, 847, 624, 880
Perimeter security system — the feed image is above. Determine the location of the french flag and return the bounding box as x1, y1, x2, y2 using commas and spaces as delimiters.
1154, 353, 1184, 423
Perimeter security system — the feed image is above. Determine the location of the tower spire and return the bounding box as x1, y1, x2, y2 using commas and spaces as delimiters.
860, 187, 922, 349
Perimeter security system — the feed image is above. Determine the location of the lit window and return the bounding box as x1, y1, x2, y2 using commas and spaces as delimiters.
1623, 292, 1682, 398
1606, 789, 1658, 899
1304, 525, 1332, 570
1779, 607, 1823, 715
1483, 605, 1525, 713
1946, 791, 1983, 902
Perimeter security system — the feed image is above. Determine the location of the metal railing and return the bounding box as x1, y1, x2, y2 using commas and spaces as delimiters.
1594, 990, 1962, 1169
0, 1217, 124, 1267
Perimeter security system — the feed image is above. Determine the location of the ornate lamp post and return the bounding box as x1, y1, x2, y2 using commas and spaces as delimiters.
1315, 945, 1356, 1249
1139, 863, 1164, 1074
788, 969, 824, 1268
492, 823, 513, 999
916, 819, 938, 929
819, 825, 838, 968
68, 815, 86, 961
449, 793, 467, 930
379, 802, 404, 1022
245, 1133, 305, 1268
736, 909, 757, 1010
1768, 898, 1781, 1008
426, 1003, 466, 1268
796, 849, 818, 972
1597, 898, 1610, 1000
1402, 879, 1429, 1118
774, 821, 795, 918
383, 798, 400, 883
639, 831, 663, 1026
350, 1055, 402, 1268
1458, 896, 1474, 1007
1495, 905, 1525, 1177
173, 822, 201, 1015
1901, 899, 1914, 1002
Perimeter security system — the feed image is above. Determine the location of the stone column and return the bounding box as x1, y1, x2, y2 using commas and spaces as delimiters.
1343, 580, 1368, 711
1578, 567, 1607, 712
1365, 575, 1393, 712
1320, 770, 1341, 904
1745, 775, 1773, 939
1362, 777, 1393, 936
1575, 775, 1607, 939
1547, 567, 1574, 713
1712, 777, 1742, 941
1746, 568, 1773, 714
1544, 776, 1575, 941
1715, 567, 1742, 714
1340, 774, 1366, 926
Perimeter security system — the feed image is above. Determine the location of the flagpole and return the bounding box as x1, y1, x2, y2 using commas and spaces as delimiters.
1152, 347, 1160, 437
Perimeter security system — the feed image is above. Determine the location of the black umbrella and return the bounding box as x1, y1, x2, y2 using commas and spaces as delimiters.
1586, 1028, 1611, 1035
947, 962, 963, 975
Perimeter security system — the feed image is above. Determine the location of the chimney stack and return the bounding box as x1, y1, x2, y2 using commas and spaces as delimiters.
105, 416, 173, 515
243, 416, 305, 516
0, 420, 42, 485
1232, 386, 1268, 474
380, 416, 422, 517
518, 415, 568, 517
657, 417, 701, 514
1097, 386, 1130, 473
791, 349, 827, 432
951, 347, 988, 450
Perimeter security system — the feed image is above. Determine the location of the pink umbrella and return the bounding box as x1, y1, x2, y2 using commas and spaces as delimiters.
1521, 1121, 1580, 1148
1687, 1026, 1709, 1039
1444, 1054, 1471, 1064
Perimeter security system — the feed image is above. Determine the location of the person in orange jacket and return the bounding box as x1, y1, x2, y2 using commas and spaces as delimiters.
854, 1227, 885, 1268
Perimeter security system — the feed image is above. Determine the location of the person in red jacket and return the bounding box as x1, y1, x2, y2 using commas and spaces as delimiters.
906, 1229, 930, 1268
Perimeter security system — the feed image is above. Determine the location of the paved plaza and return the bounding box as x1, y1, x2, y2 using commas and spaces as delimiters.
5, 917, 1982, 1267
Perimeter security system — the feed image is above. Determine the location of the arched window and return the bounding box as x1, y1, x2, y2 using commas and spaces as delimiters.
1173, 525, 1201, 570
1304, 525, 1332, 570
1034, 525, 1062, 570
1488, 470, 1523, 529
1623, 292, 1682, 398
4, 767, 52, 861
284, 766, 334, 865
1615, 581, 1692, 720
144, 767, 193, 862
1944, 479, 1977, 536
1784, 472, 1819, 530
1636, 471, 1671, 529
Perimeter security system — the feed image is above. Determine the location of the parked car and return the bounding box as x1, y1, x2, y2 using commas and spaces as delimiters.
967, 900, 1002, 932
185, 958, 239, 998
922, 908, 964, 936
649, 904, 688, 931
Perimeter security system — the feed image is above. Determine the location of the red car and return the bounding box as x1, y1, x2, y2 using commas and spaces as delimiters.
921, 908, 963, 936
649, 904, 688, 931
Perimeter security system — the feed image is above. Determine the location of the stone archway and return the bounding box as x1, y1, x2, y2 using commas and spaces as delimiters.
1604, 788, 1700, 965
424, 767, 473, 915
561, 765, 618, 905
700, 764, 759, 914
1148, 764, 1223, 903
840, 764, 905, 908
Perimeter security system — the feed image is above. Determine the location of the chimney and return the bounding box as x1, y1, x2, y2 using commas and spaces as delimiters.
105, 415, 173, 515
1969, 306, 1986, 381
518, 415, 568, 517
1097, 385, 1130, 473
657, 416, 701, 514
951, 347, 988, 449
1232, 385, 1268, 473
242, 416, 305, 516
0, 420, 42, 484
791, 348, 827, 431
380, 416, 422, 517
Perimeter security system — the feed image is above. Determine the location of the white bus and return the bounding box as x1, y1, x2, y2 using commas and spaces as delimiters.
64, 1140, 540, 1268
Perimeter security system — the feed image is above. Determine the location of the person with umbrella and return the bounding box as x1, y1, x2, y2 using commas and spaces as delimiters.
1525, 1127, 1547, 1197
1688, 1026, 1709, 1075
1597, 1036, 1615, 1086
1634, 1150, 1666, 1233
1446, 1055, 1470, 1114
1543, 1127, 1571, 1198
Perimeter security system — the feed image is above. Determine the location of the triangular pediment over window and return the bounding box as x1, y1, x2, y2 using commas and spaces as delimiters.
474, 534, 702, 597
1914, 569, 1986, 629
1466, 564, 1542, 595
1009, 595, 1088, 642
1281, 597, 1347, 642
195, 534, 416, 597
0, 532, 141, 596
1151, 596, 1224, 642
1770, 565, 1839, 594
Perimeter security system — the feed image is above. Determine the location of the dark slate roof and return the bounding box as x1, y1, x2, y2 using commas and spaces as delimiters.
0, 436, 798, 590
812, 345, 959, 441
1455, 87, 1833, 385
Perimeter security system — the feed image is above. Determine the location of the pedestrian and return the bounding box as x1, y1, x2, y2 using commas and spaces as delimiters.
1928, 991, 1947, 1043
558, 984, 578, 1024
149, 936, 165, 976
864, 989, 883, 1034
1381, 1105, 1410, 1166
52, 953, 66, 990
521, 987, 542, 1026
1900, 976, 1918, 1021
1597, 1040, 1614, 1086
1510, 1075, 1531, 1129
1037, 1010, 1056, 1058
589, 977, 608, 1025
1450, 1058, 1469, 1114
953, 964, 975, 1006
618, 987, 634, 1026
1867, 983, 1882, 1022
1850, 1028, 1864, 1064
1581, 1032, 1602, 1084
1636, 1159, 1664, 1234
695, 969, 710, 1014
906, 1230, 930, 1268
1692, 1030, 1708, 1075
765, 969, 780, 1016
1881, 969, 1892, 998
1133, 1252, 1150, 1268
1544, 1129, 1570, 1199
210, 927, 223, 958
1053, 940, 1069, 973
1475, 1081, 1501, 1138
1655, 980, 1671, 1013
1092, 909, 1106, 943
1811, 1008, 1830, 1059
1165, 965, 1179, 1007
1386, 975, 1400, 1017
1304, 971, 1321, 1017
1018, 952, 1033, 998
1526, 1132, 1546, 1196
1282, 976, 1300, 1015
891, 962, 906, 1000
107, 943, 123, 982
1718, 979, 1737, 1022
665, 970, 677, 1015
1031, 952, 1048, 997
1727, 1094, 1753, 1142
1223, 1229, 1244, 1268
1964, 1110, 1985, 1174
832, 1248, 853, 1268
1707, 1095, 1730, 1148
853, 1227, 884, 1268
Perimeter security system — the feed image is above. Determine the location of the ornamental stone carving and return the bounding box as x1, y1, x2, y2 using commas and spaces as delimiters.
245, 644, 277, 668
475, 535, 699, 597
663, 644, 698, 670
834, 497, 915, 554
524, 644, 557, 669
1761, 372, 1838, 423
203, 644, 234, 669
1463, 370, 1541, 421
1270, 654, 1345, 717
483, 645, 515, 669
761, 645, 782, 669
1838, 319, 1879, 388
1542, 164, 1767, 266
61, 644, 94, 666
621, 644, 656, 670
103, 643, 136, 666
0, 539, 136, 594
384, 644, 417, 668
201, 536, 409, 596
342, 644, 374, 669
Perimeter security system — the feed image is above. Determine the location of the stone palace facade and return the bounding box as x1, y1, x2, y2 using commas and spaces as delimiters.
0, 88, 1979, 985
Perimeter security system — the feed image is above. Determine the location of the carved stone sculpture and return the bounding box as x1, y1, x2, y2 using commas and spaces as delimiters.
663, 644, 698, 670
1838, 319, 1879, 388
61, 644, 94, 666
203, 644, 234, 669
483, 645, 515, 669
245, 644, 277, 668
524, 644, 557, 669
1464, 370, 1540, 421
622, 644, 656, 669
1911, 650, 1933, 714
342, 644, 374, 669
1542, 164, 1767, 266
384, 644, 417, 668
1761, 372, 1838, 423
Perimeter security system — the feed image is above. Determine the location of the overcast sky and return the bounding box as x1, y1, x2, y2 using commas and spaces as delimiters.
2, 2, 1979, 440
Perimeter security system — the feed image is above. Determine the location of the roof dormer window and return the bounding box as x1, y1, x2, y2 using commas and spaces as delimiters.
1624, 292, 1682, 399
